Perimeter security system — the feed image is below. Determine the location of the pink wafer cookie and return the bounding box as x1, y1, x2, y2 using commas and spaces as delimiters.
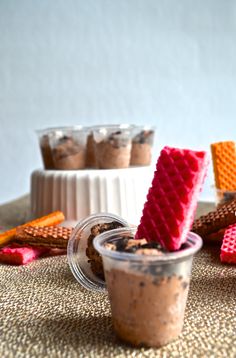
220, 224, 236, 264
136, 146, 208, 251
0, 245, 47, 265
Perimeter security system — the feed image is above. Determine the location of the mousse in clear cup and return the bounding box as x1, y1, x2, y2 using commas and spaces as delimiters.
49, 127, 88, 170
92, 125, 132, 169
37, 128, 55, 169
130, 126, 155, 166
93, 226, 202, 348
85, 130, 97, 168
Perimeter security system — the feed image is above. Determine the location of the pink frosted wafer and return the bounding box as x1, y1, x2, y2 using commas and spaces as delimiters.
0, 245, 47, 265
220, 224, 236, 264
136, 146, 208, 251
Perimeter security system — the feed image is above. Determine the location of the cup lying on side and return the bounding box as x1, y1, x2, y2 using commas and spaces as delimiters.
93, 226, 202, 348
67, 213, 129, 292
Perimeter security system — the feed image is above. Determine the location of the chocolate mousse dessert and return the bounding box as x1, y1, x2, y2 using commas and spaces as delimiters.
102, 234, 190, 347
85, 132, 97, 168
85, 221, 124, 279
39, 133, 54, 169
52, 136, 86, 170
94, 130, 132, 169
130, 129, 155, 166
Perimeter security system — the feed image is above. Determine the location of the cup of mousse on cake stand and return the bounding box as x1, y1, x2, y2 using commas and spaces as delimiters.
37, 128, 55, 170
92, 124, 133, 169
130, 125, 155, 166
36, 125, 86, 170
31, 124, 155, 226
48, 127, 88, 170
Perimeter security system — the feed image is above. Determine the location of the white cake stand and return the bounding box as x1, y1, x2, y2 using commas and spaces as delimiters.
30, 167, 153, 226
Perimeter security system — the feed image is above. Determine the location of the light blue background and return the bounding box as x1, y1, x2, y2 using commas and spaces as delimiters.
0, 0, 236, 204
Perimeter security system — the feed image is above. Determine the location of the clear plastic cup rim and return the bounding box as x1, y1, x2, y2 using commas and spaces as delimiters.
36, 125, 90, 136
67, 213, 129, 292
94, 227, 203, 263
132, 124, 156, 132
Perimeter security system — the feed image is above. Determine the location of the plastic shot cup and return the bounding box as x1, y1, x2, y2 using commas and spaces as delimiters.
94, 226, 202, 348
49, 127, 88, 170
67, 213, 129, 292
92, 125, 133, 169
130, 126, 156, 166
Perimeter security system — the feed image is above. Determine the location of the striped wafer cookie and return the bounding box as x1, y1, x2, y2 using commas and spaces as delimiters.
220, 223, 236, 264
211, 141, 236, 190
14, 226, 73, 249
192, 199, 236, 240
135, 146, 208, 251
0, 211, 65, 247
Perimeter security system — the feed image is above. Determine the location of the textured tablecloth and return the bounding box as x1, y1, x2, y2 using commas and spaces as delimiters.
0, 197, 235, 358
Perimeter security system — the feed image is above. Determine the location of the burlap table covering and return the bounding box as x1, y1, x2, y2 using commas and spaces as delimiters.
0, 198, 235, 357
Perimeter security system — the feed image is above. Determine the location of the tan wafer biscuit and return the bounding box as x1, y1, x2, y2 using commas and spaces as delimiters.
192, 199, 236, 239
14, 226, 73, 249
0, 211, 65, 247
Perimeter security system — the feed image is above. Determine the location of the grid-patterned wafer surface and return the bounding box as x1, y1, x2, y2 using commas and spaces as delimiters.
220, 223, 236, 263
192, 199, 236, 237
136, 146, 208, 251
211, 141, 236, 190
24, 226, 72, 238
15, 226, 73, 248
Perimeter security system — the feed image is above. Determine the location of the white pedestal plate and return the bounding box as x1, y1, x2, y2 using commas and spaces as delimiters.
30, 167, 153, 226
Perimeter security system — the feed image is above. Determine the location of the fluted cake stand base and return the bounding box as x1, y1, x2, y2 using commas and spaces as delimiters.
30, 167, 153, 226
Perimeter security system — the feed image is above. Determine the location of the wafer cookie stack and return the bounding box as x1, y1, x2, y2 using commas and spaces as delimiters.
14, 226, 73, 249
0, 210, 70, 265
136, 146, 208, 251
192, 199, 236, 243
0, 211, 65, 247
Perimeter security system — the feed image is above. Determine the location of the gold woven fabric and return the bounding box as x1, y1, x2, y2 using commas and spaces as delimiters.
0, 246, 235, 358
0, 199, 235, 357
